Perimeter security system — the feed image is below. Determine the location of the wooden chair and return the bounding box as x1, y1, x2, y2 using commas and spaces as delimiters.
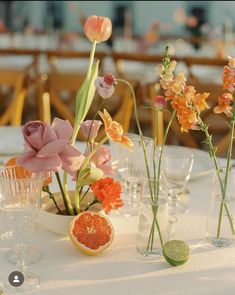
0, 69, 27, 126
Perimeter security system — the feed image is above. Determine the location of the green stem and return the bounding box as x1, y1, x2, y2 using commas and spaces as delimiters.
116, 78, 153, 199
147, 110, 176, 251
156, 110, 176, 202
86, 41, 97, 80
216, 119, 235, 238
55, 172, 74, 215
74, 136, 108, 213
197, 115, 235, 238
116, 78, 164, 249
153, 109, 158, 200
80, 186, 91, 204
84, 199, 98, 211
42, 186, 62, 214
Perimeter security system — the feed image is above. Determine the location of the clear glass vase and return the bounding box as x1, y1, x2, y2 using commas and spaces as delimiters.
136, 179, 169, 257
206, 168, 235, 247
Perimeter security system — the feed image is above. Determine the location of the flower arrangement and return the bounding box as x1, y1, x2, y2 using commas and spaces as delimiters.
156, 47, 235, 243
16, 15, 133, 217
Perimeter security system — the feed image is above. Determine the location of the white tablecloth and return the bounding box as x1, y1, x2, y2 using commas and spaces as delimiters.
0, 128, 235, 295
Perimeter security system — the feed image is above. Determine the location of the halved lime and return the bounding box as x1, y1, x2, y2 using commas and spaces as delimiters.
163, 240, 190, 266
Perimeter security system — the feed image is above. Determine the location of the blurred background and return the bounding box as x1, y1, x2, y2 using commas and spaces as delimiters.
0, 1, 234, 156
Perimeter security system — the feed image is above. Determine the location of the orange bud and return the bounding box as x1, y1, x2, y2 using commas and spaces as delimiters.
84, 15, 112, 43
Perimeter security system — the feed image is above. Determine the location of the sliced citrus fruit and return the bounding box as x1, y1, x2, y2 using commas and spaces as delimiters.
163, 240, 190, 266
5, 156, 31, 179
69, 211, 114, 255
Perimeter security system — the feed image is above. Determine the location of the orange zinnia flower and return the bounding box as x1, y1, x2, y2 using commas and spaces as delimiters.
91, 177, 123, 214
223, 66, 235, 93
98, 109, 133, 149
214, 92, 233, 117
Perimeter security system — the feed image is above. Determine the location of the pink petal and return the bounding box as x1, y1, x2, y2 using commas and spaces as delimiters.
60, 145, 85, 175
18, 153, 62, 172
52, 117, 73, 140
37, 139, 69, 158
24, 124, 45, 150
97, 164, 114, 175
17, 149, 37, 165
42, 124, 58, 146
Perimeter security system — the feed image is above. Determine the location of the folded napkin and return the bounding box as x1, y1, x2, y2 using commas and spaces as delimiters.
0, 126, 24, 156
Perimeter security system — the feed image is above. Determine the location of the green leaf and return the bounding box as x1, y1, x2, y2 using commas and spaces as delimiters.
79, 168, 91, 180
78, 166, 103, 187
74, 61, 99, 131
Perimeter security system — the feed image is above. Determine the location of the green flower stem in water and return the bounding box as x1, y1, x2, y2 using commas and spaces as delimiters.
197, 115, 235, 238
147, 109, 176, 251
116, 79, 153, 198
216, 117, 235, 238
55, 172, 74, 215
116, 78, 165, 250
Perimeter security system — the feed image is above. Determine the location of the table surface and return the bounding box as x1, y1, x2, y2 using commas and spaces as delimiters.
0, 128, 235, 295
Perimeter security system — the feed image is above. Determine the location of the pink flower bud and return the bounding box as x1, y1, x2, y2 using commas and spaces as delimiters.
154, 95, 167, 110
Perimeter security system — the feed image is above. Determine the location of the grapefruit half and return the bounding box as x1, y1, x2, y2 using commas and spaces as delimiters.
69, 211, 114, 255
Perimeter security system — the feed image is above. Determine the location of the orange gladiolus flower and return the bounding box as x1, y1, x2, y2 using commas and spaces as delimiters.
84, 15, 112, 43
192, 92, 210, 112
223, 66, 235, 93
5, 157, 52, 186
214, 92, 233, 117
91, 177, 123, 214
98, 109, 133, 149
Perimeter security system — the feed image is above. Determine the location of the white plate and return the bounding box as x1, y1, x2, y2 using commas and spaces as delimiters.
0, 126, 24, 156
161, 145, 214, 181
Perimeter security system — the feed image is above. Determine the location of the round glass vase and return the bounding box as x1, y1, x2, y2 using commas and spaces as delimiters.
136, 179, 169, 257
206, 167, 235, 247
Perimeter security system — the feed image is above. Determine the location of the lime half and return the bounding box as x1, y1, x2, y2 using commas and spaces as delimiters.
163, 240, 190, 266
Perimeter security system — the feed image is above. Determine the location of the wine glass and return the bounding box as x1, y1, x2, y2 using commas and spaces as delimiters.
110, 133, 154, 216
162, 146, 194, 215
0, 166, 43, 291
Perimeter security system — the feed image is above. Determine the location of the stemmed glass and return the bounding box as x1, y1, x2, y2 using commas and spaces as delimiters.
0, 166, 43, 291
110, 133, 154, 216
162, 146, 194, 215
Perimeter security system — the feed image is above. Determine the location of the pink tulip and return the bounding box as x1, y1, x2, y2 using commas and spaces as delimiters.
80, 120, 102, 140
84, 15, 112, 43
89, 144, 116, 175
17, 118, 85, 175
95, 73, 116, 99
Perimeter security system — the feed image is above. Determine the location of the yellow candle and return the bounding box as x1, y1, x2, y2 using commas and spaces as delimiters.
42, 92, 51, 124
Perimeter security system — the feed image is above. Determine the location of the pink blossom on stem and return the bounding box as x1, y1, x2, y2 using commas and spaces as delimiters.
17, 118, 85, 176
80, 120, 102, 140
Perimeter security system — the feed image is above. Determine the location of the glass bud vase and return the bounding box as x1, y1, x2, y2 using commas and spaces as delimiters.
136, 179, 169, 257
206, 168, 235, 247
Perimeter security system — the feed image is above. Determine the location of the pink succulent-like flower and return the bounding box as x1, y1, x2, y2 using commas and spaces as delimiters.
88, 143, 116, 175
95, 73, 116, 99
80, 120, 102, 140
154, 95, 167, 110
84, 15, 112, 43
17, 118, 85, 175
